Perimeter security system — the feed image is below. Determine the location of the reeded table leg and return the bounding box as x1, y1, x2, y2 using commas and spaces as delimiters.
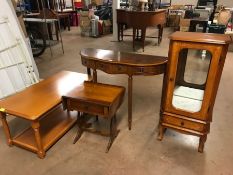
31, 121, 45, 159
128, 75, 133, 130
0, 112, 13, 146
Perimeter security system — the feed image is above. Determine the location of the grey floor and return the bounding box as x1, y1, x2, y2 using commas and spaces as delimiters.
1, 27, 233, 175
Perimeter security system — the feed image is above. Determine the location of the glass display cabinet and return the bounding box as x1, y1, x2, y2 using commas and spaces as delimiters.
158, 31, 231, 152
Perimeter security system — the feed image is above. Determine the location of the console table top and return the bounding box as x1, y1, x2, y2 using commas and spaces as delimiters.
80, 48, 168, 67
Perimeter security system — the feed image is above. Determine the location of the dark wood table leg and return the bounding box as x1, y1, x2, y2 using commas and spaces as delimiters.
121, 24, 124, 41
93, 69, 97, 83
133, 28, 136, 51
117, 23, 120, 41
128, 75, 133, 130
158, 24, 164, 45
141, 28, 146, 52
0, 112, 13, 146
73, 112, 83, 144
31, 121, 45, 159
87, 67, 91, 77
106, 115, 119, 153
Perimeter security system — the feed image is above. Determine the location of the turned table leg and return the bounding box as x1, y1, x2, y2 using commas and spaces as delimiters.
0, 112, 13, 146
31, 121, 45, 159
128, 75, 133, 130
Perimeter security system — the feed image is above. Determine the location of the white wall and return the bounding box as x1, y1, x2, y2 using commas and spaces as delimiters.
218, 0, 233, 7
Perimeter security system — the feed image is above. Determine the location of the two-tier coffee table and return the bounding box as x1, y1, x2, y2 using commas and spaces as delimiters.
0, 71, 89, 158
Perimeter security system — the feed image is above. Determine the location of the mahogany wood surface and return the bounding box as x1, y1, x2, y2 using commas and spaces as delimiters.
158, 32, 231, 152
62, 81, 125, 152
0, 71, 89, 158
80, 48, 168, 130
170, 31, 232, 44
116, 9, 166, 50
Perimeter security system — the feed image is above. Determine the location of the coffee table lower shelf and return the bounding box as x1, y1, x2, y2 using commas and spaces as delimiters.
11, 106, 76, 157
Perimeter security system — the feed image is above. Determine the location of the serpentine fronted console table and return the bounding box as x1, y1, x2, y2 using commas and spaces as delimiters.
80, 48, 168, 130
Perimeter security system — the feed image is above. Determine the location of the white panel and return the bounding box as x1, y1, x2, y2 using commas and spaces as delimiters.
0, 69, 15, 98
0, 0, 39, 99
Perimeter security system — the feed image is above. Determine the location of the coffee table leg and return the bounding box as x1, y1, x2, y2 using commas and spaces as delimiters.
0, 112, 13, 146
128, 75, 133, 130
31, 121, 45, 159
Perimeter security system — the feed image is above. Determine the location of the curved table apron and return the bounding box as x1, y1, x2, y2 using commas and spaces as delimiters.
80, 48, 168, 130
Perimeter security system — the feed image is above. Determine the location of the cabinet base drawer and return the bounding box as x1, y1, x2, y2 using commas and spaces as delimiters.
162, 114, 208, 133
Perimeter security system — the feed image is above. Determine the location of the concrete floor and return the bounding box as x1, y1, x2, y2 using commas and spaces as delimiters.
1, 27, 233, 175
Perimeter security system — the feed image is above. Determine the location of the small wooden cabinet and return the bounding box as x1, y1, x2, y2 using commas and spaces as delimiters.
158, 32, 232, 152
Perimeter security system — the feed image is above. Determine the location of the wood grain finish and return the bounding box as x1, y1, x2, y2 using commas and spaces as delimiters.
170, 32, 232, 45
0, 71, 89, 120
0, 71, 89, 158
158, 32, 231, 152
116, 9, 166, 50
80, 48, 168, 130
62, 81, 125, 152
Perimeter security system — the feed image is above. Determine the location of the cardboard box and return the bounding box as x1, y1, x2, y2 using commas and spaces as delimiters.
179, 26, 189, 32
168, 15, 181, 27
169, 5, 185, 10
102, 19, 112, 35
179, 18, 191, 27
95, 0, 104, 6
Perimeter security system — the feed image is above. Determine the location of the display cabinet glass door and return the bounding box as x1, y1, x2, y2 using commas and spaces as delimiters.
172, 48, 211, 113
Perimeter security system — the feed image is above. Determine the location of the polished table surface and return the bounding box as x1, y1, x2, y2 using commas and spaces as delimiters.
117, 9, 166, 51
0, 71, 89, 158
0, 71, 89, 120
62, 81, 125, 152
80, 48, 168, 130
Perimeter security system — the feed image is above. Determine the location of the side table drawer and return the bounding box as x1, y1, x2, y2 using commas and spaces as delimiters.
81, 59, 95, 68
128, 65, 166, 75
67, 99, 109, 117
162, 115, 205, 132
